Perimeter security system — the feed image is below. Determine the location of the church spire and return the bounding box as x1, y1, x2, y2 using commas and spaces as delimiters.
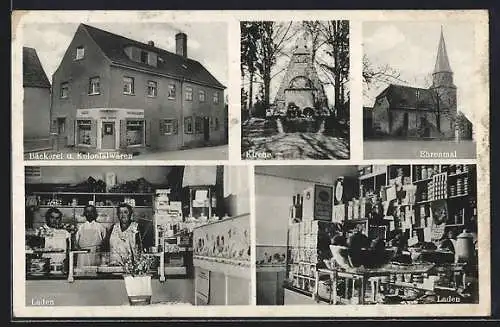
433, 26, 452, 73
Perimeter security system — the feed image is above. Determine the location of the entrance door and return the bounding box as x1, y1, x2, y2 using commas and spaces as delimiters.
403, 113, 409, 137
102, 121, 116, 149
203, 117, 210, 142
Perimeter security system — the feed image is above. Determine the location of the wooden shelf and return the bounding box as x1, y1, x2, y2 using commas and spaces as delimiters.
447, 194, 469, 200
413, 178, 432, 183
448, 172, 469, 178
359, 171, 386, 180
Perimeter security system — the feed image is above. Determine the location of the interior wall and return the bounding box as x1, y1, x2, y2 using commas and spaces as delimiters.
255, 165, 358, 246
25, 166, 173, 185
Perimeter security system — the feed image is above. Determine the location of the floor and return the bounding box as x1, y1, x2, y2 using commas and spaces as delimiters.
26, 278, 195, 306
363, 140, 477, 159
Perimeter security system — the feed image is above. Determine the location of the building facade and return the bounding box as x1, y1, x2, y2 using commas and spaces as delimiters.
370, 29, 468, 140
51, 24, 226, 153
23, 47, 51, 143
274, 37, 328, 116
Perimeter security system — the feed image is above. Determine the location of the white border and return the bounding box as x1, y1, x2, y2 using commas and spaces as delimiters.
12, 10, 490, 318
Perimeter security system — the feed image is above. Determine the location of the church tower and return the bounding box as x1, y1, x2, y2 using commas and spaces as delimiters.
430, 27, 457, 139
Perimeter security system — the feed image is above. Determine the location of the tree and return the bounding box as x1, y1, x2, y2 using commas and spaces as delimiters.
253, 21, 299, 109
316, 21, 350, 112
240, 22, 259, 114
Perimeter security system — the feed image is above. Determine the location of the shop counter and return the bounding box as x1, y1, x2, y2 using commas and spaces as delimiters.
192, 214, 251, 305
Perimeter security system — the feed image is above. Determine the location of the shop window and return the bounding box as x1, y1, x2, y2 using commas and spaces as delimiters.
60, 82, 69, 99
126, 120, 144, 146
185, 86, 193, 101
213, 91, 219, 104
184, 117, 193, 134
147, 81, 158, 97
195, 116, 203, 134
160, 119, 178, 135
168, 84, 176, 99
75, 46, 85, 60
123, 77, 135, 95
88, 77, 100, 95
199, 90, 205, 102
76, 120, 92, 145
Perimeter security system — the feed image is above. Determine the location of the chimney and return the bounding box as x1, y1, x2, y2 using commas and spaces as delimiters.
147, 40, 155, 47
175, 32, 187, 58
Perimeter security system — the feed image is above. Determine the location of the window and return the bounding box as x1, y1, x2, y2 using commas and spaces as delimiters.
126, 120, 144, 146
168, 84, 176, 99
160, 119, 178, 135
123, 77, 135, 95
77, 120, 92, 145
140, 51, 149, 64
57, 117, 66, 134
195, 116, 202, 134
199, 90, 206, 102
147, 81, 158, 97
60, 82, 69, 98
185, 86, 193, 101
215, 117, 220, 131
88, 77, 100, 95
213, 91, 219, 104
75, 46, 85, 60
210, 116, 215, 130
184, 117, 193, 134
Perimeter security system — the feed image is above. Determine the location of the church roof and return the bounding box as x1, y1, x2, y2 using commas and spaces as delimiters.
23, 47, 51, 88
80, 24, 225, 89
375, 84, 435, 110
433, 28, 452, 73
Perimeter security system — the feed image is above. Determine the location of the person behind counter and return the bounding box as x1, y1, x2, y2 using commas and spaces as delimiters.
75, 205, 107, 267
109, 203, 142, 265
39, 207, 71, 273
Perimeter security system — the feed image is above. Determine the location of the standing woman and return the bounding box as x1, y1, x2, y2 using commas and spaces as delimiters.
75, 205, 107, 267
109, 203, 141, 265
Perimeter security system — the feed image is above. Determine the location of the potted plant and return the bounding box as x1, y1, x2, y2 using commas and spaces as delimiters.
119, 239, 156, 305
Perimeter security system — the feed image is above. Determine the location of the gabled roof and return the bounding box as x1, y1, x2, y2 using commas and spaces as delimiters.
23, 47, 51, 88
81, 24, 225, 89
375, 84, 435, 110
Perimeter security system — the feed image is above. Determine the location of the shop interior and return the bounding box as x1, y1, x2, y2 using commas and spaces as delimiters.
255, 165, 479, 305
25, 165, 250, 306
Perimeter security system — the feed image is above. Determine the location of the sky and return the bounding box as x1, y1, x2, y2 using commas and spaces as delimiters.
363, 21, 478, 124
22, 21, 228, 88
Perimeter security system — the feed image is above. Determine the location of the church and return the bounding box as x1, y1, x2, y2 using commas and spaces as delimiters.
368, 28, 473, 140
273, 37, 329, 117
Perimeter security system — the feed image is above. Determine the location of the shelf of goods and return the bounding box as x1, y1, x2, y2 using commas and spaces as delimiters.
192, 214, 251, 305
284, 165, 478, 304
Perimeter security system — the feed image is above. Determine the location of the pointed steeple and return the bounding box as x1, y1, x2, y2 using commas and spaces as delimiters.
433, 27, 452, 73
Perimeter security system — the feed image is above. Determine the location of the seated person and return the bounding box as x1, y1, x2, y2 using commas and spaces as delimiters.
75, 205, 107, 267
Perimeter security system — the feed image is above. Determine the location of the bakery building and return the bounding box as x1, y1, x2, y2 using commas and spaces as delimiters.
51, 24, 226, 153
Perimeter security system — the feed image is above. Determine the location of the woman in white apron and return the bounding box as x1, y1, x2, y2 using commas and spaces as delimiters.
40, 208, 71, 274
75, 205, 107, 268
109, 203, 140, 266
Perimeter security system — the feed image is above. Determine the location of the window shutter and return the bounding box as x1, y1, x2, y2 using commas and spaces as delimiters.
159, 120, 165, 135
173, 119, 178, 134
91, 119, 97, 147
145, 119, 151, 146
120, 120, 127, 148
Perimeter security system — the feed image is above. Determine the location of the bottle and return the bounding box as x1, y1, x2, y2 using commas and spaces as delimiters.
290, 195, 297, 221
296, 195, 303, 220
